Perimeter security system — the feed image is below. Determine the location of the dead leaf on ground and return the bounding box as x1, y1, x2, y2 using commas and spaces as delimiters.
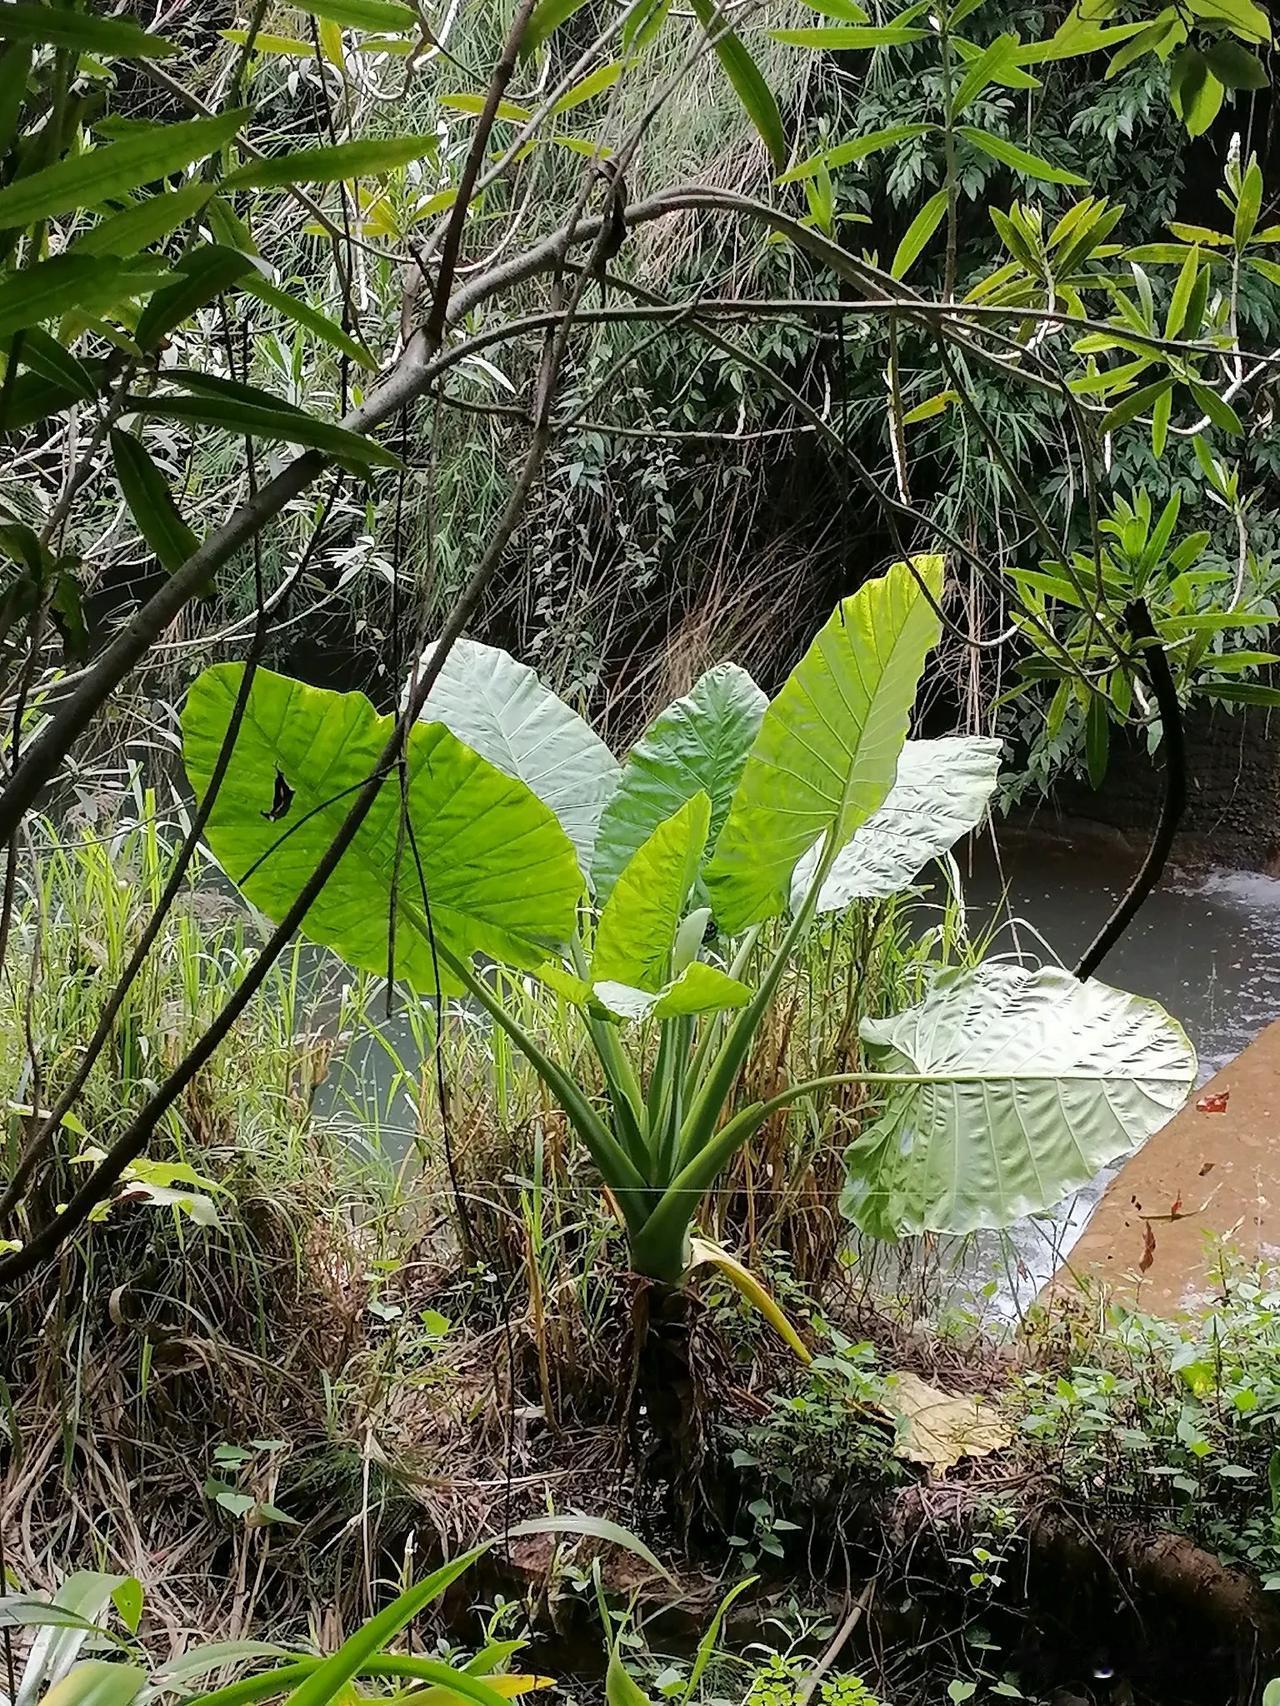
1196, 1089, 1230, 1114
875, 1371, 1010, 1476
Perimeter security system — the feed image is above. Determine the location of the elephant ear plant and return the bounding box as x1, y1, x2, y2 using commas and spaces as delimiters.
183, 558, 1195, 1421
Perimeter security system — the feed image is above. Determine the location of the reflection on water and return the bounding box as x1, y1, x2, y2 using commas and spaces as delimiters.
960, 838, 1280, 1083
932, 838, 1280, 1318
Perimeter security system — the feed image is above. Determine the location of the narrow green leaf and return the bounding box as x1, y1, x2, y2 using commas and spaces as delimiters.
243, 278, 375, 367
1098, 377, 1173, 436
0, 5, 178, 57
0, 109, 247, 232
770, 23, 926, 44
1026, 9, 1148, 62
17, 325, 96, 398
519, 0, 591, 57
1085, 693, 1110, 787
551, 61, 625, 113
1150, 382, 1172, 456
0, 255, 133, 337
225, 135, 436, 189
135, 245, 255, 348
1189, 380, 1242, 434
950, 32, 1020, 117
219, 29, 317, 55
440, 93, 533, 121
777, 123, 933, 185
1169, 46, 1224, 137
133, 391, 404, 469
605, 1654, 656, 1706
1203, 682, 1280, 706
287, 0, 417, 31
1165, 244, 1200, 337
958, 125, 1087, 185
72, 183, 213, 258
891, 188, 948, 279
691, 0, 788, 170
110, 429, 200, 574
1234, 157, 1264, 247
623, 0, 671, 51
1187, 0, 1270, 44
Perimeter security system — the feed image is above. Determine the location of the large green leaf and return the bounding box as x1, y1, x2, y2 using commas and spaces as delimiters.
706, 558, 944, 934
593, 793, 710, 993
287, 0, 417, 30
791, 735, 1003, 911
0, 110, 247, 230
841, 964, 1196, 1239
43, 1663, 145, 1706
594, 961, 750, 1022
14, 1573, 131, 1706
592, 662, 766, 904
182, 666, 582, 994
412, 638, 619, 876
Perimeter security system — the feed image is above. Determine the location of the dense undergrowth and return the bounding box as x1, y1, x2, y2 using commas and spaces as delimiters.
1, 805, 1275, 1706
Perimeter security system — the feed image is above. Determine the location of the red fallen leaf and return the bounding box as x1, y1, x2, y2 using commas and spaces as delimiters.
1196, 1089, 1230, 1114
1139, 1222, 1157, 1274
1170, 1193, 1183, 1218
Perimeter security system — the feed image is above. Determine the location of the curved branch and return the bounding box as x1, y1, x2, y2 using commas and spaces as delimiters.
1074, 599, 1187, 982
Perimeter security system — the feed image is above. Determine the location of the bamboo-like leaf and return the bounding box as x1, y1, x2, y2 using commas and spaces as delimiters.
777, 122, 933, 185
707, 558, 943, 934
220, 29, 317, 55
135, 244, 255, 348
770, 24, 927, 44
134, 389, 403, 469
0, 5, 178, 56
691, 0, 787, 169
73, 183, 213, 258
841, 964, 1196, 1239
519, 0, 591, 57
0, 255, 147, 338
287, 0, 417, 30
17, 325, 96, 398
891, 188, 948, 279
225, 135, 437, 188
0, 110, 247, 230
958, 124, 1087, 185
182, 667, 582, 995
110, 430, 200, 574
243, 278, 376, 367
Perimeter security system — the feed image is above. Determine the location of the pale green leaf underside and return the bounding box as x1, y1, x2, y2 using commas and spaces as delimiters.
593, 792, 710, 992
842, 964, 1196, 1238
412, 637, 619, 876
791, 734, 1004, 911
183, 665, 581, 994
707, 558, 944, 934
594, 961, 751, 1022
592, 662, 766, 903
